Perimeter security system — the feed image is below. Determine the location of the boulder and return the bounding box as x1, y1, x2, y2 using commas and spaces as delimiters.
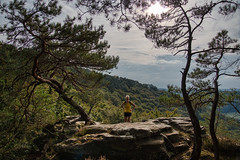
50, 117, 205, 160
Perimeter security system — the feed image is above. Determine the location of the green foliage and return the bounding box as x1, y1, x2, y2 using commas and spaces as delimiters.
0, 0, 120, 153
201, 135, 240, 160
103, 75, 165, 109
222, 89, 240, 115
0, 84, 73, 160
159, 85, 183, 108
0, 0, 122, 151
199, 107, 240, 141
90, 103, 123, 124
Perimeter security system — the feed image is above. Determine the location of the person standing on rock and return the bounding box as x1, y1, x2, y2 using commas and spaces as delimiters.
121, 95, 136, 122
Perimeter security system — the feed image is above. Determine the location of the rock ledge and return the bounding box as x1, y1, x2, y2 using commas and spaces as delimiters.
52, 117, 205, 160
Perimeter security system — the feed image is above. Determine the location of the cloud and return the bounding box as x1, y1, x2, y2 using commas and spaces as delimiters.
156, 55, 184, 64
220, 76, 240, 89
110, 58, 185, 88
106, 2, 240, 89
193, 8, 240, 50
103, 25, 161, 65
59, 1, 77, 18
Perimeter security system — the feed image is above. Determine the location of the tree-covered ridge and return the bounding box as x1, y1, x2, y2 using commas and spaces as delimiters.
103, 75, 164, 109
78, 74, 185, 124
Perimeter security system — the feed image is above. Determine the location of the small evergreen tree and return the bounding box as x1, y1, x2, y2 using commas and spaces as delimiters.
189, 30, 240, 160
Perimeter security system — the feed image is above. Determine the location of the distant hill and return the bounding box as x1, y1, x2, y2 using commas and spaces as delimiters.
221, 104, 238, 113
219, 90, 240, 120
101, 74, 239, 115
220, 104, 240, 120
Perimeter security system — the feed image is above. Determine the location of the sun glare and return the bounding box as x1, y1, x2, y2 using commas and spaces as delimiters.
147, 2, 169, 15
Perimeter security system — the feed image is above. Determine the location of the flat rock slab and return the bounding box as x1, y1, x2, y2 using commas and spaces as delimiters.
53, 117, 202, 160
84, 121, 173, 138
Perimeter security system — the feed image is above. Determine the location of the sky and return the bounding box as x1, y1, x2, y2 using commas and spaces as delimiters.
89, 1, 240, 89
1, 0, 240, 89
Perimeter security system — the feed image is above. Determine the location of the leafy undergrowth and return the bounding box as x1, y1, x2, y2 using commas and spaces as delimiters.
203, 135, 240, 160
176, 135, 240, 160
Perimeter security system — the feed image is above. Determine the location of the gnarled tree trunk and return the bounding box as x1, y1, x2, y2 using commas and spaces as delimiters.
181, 56, 202, 160
181, 32, 202, 160
32, 49, 91, 124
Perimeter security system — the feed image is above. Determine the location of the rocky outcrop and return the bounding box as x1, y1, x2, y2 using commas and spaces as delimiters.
49, 116, 205, 160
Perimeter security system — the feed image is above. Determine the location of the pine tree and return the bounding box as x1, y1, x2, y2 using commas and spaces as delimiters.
0, 0, 119, 124
189, 30, 240, 160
